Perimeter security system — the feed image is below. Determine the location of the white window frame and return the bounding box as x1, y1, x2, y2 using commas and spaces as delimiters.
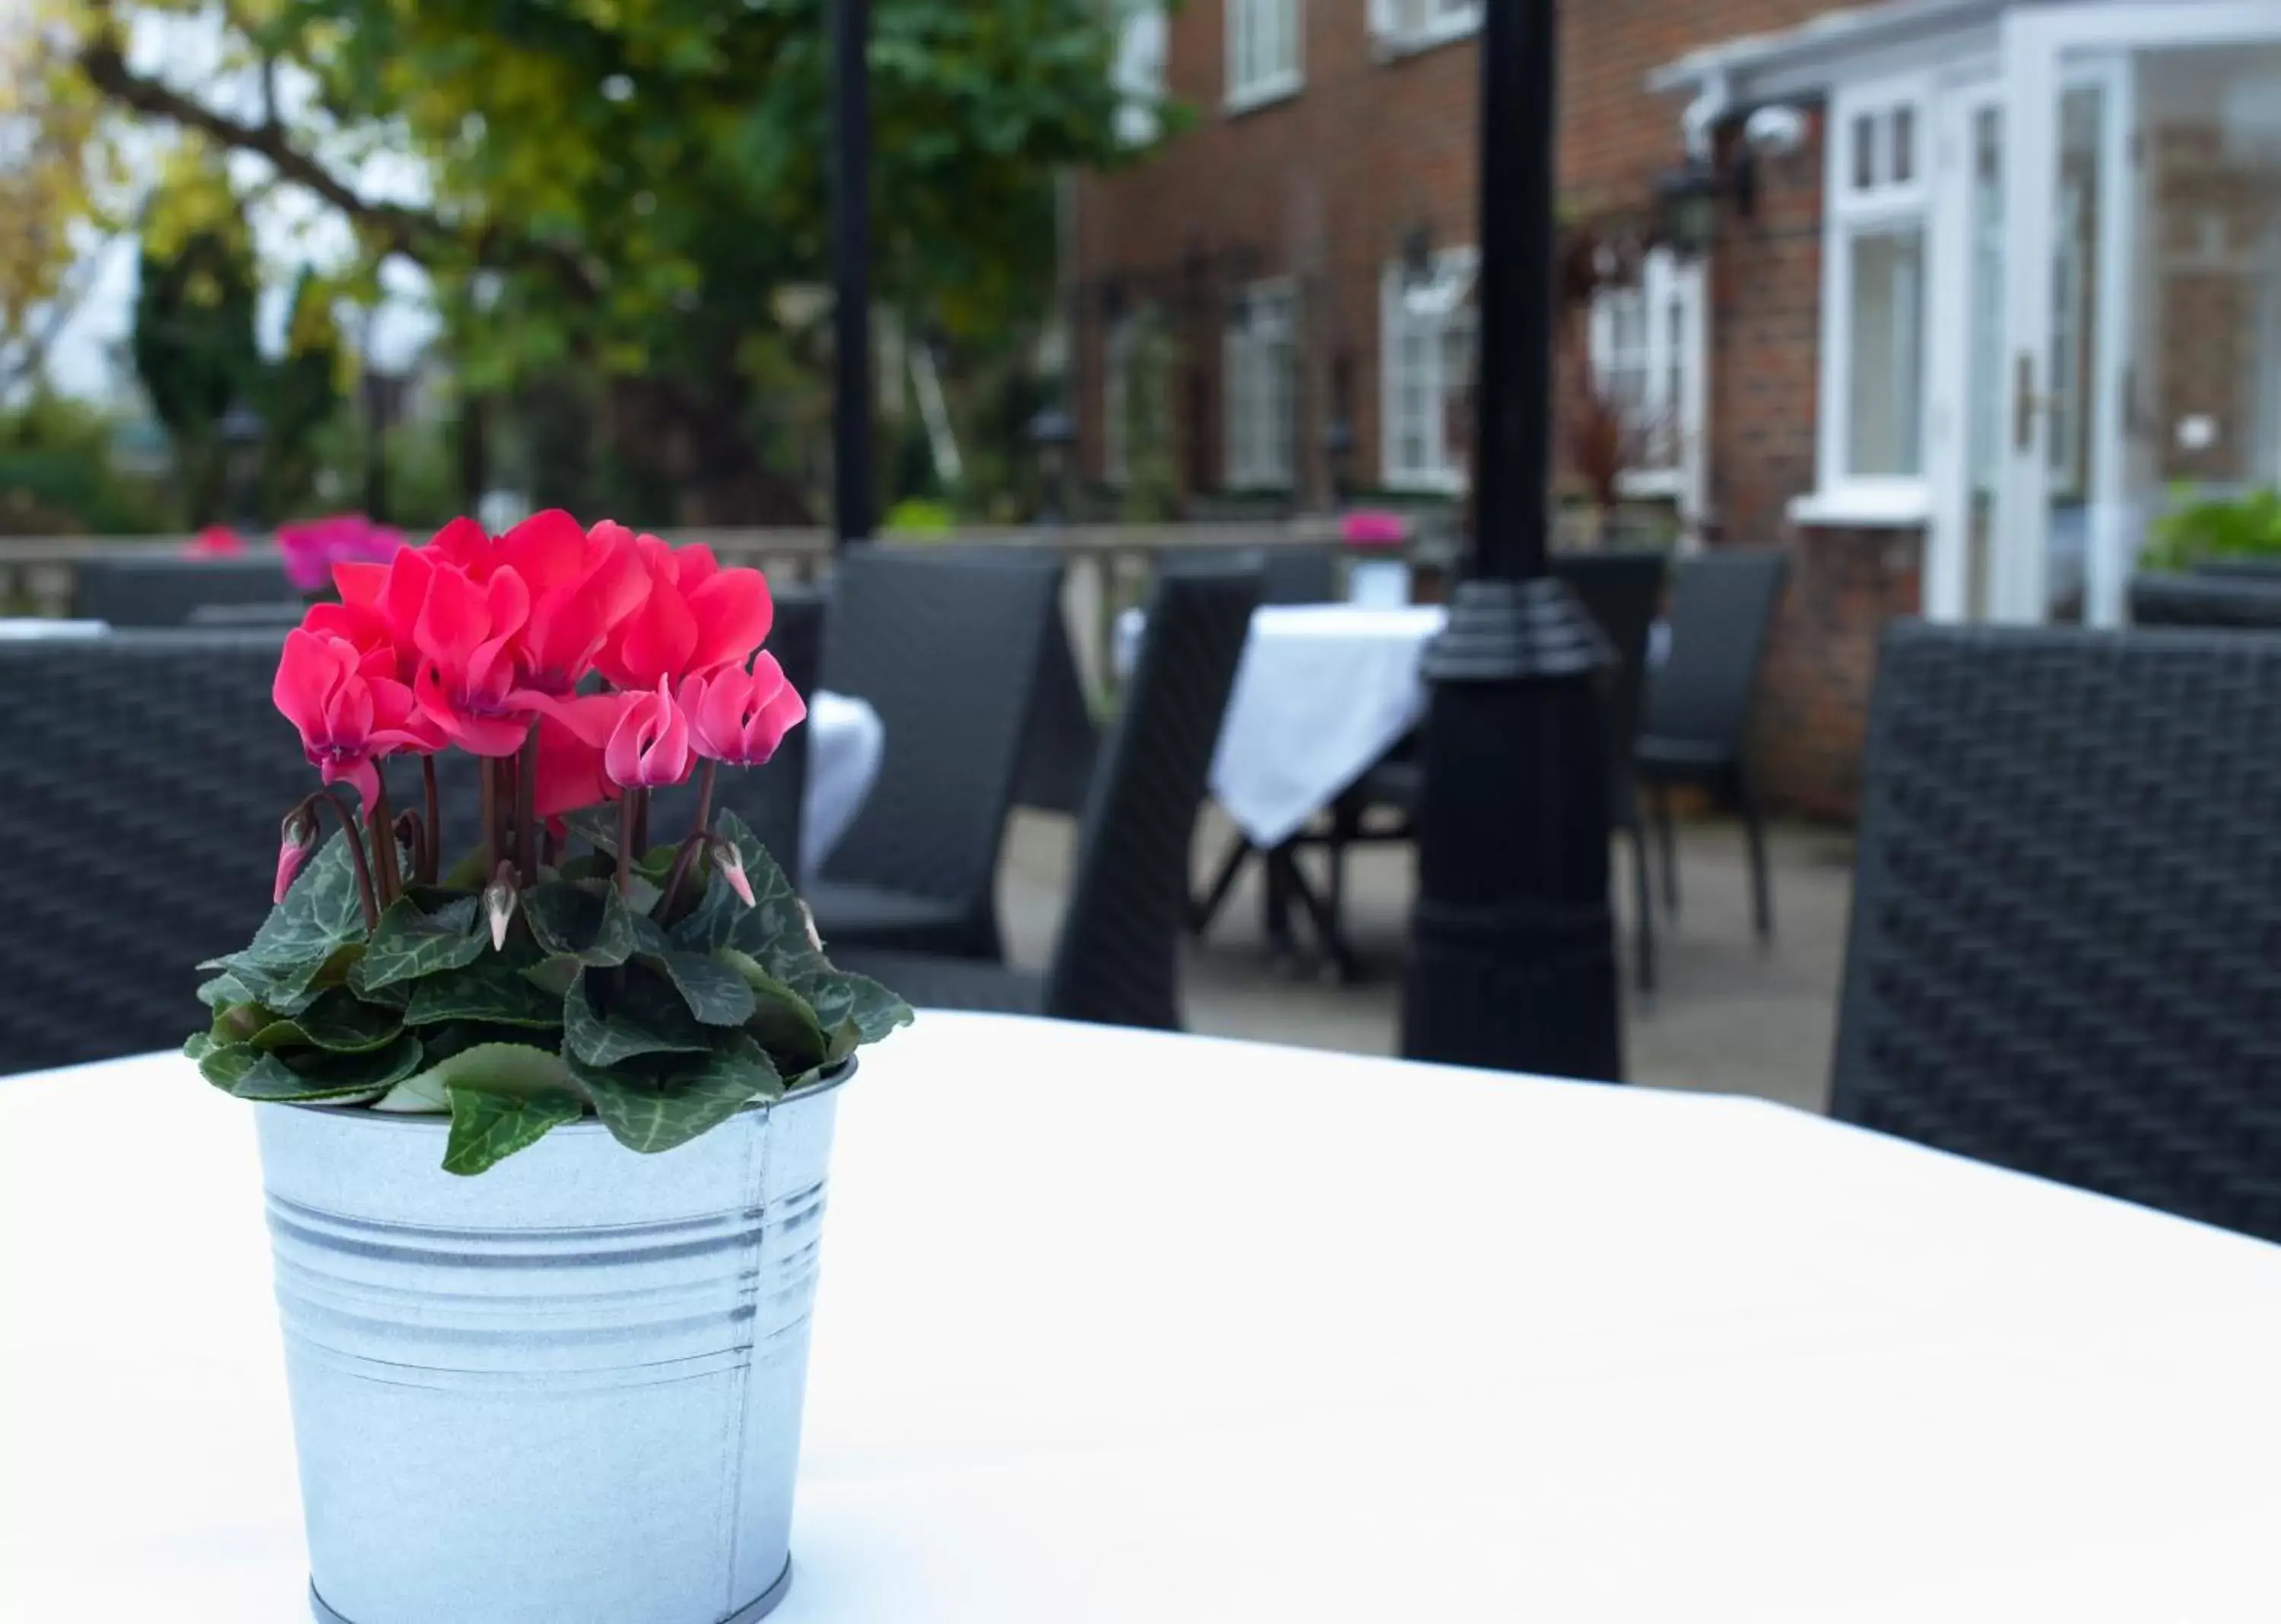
1380, 246, 1480, 495
1226, 0, 1303, 114
1586, 248, 1705, 506
1800, 72, 1938, 527
1224, 279, 1298, 491
1103, 310, 1140, 488
1114, 2, 1169, 147
1369, 0, 1481, 58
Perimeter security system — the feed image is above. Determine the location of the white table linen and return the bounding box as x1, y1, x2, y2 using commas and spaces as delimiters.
1120, 603, 1445, 846
0, 617, 109, 639
7, 1013, 2281, 1622
801, 688, 881, 878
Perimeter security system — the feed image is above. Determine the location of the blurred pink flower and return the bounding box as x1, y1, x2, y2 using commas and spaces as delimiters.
185, 525, 248, 559
278, 513, 408, 594
1340, 511, 1409, 550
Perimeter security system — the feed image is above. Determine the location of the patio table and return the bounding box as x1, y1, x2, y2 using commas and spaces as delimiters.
6, 1012, 2279, 1621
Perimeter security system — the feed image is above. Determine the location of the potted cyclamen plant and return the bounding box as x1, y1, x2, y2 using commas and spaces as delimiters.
185, 510, 909, 1624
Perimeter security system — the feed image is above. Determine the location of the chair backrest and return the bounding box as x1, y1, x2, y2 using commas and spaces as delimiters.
2192, 557, 2281, 581
1552, 550, 1667, 782
1832, 620, 2281, 1242
646, 587, 825, 875
1045, 561, 1261, 1029
188, 601, 310, 630
818, 546, 1064, 916
1014, 604, 1100, 817
75, 557, 298, 627
1258, 544, 1338, 605
2128, 572, 2281, 630
0, 632, 309, 1073
1642, 548, 1790, 751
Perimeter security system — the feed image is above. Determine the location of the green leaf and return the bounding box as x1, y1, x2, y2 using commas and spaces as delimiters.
404, 954, 563, 1029
201, 829, 375, 1008
562, 967, 712, 1067
562, 805, 625, 858
373, 1040, 573, 1114
568, 1037, 783, 1155
352, 896, 487, 994
197, 970, 257, 1010
522, 881, 639, 966
719, 947, 828, 1071
198, 1032, 424, 1104
443, 1083, 584, 1175
247, 988, 403, 1055
644, 950, 757, 1026
825, 1015, 862, 1065
801, 969, 912, 1046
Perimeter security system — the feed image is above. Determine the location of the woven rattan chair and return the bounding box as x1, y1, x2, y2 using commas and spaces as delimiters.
835, 562, 1260, 1029
2191, 557, 2281, 581
1832, 620, 2281, 1242
186, 601, 310, 629
0, 632, 312, 1073
807, 546, 1064, 960
1639, 548, 1788, 947
74, 557, 298, 627
2128, 573, 2281, 630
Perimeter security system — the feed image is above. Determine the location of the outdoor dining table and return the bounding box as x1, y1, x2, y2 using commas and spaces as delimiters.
7, 1012, 2279, 1620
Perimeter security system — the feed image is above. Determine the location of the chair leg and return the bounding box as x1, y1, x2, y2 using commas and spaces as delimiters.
1190, 833, 1252, 937
1629, 823, 1656, 997
1651, 780, 1680, 918
1737, 770, 1773, 947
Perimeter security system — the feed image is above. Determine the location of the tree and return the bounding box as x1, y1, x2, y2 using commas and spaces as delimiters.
0, 16, 116, 397
129, 158, 262, 524
59, 0, 1145, 522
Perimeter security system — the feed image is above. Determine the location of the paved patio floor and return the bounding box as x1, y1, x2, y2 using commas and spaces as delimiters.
997, 808, 1857, 1115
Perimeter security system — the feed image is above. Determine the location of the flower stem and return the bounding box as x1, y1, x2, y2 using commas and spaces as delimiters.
297, 788, 379, 932
368, 778, 401, 907
653, 762, 719, 918
480, 758, 499, 880
615, 792, 636, 898
632, 787, 651, 859
516, 725, 540, 889
420, 756, 440, 884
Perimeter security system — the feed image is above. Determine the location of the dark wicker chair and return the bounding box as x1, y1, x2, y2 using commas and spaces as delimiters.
807, 547, 1064, 960
1319, 550, 1667, 989
187, 601, 310, 629
835, 562, 1261, 1028
2128, 573, 2281, 630
647, 588, 825, 876
2191, 557, 2281, 581
1639, 548, 1788, 947
75, 557, 299, 627
1014, 605, 1101, 817
1832, 621, 2281, 1242
0, 632, 312, 1074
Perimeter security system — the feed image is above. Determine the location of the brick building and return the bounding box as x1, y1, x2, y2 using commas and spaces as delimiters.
1074, 0, 2281, 817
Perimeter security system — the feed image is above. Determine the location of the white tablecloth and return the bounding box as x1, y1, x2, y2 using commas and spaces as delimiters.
802, 689, 881, 878
1120, 604, 1445, 846
0, 617, 108, 639
7, 1014, 2281, 1622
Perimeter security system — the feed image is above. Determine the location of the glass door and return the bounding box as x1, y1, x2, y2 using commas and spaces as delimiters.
1996, 4, 2281, 625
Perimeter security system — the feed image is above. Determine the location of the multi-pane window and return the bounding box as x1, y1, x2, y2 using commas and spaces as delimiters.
1822, 78, 1933, 494
1224, 282, 1297, 490
1588, 247, 1703, 487
1227, 0, 1302, 108
1382, 249, 1478, 492
1372, 0, 1481, 51
1114, 2, 1168, 147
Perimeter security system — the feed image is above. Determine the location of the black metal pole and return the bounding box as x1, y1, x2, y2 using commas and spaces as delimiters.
830, 0, 874, 549
1397, 0, 1623, 1080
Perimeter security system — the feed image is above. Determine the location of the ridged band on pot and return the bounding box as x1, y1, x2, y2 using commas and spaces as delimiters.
254, 1063, 851, 1624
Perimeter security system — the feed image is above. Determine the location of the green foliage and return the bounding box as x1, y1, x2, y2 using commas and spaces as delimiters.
131, 180, 262, 527
0, 393, 176, 535
2141, 487, 2281, 573
189, 814, 911, 1175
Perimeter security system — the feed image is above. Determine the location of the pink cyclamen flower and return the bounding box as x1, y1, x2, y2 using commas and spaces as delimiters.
273, 629, 432, 805
604, 678, 693, 789
683, 654, 807, 767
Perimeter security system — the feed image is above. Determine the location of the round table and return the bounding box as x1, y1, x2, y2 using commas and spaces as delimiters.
5, 1014, 2280, 1621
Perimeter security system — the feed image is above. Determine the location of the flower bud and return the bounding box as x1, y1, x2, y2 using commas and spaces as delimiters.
709, 836, 755, 907
274, 811, 319, 904
484, 860, 519, 951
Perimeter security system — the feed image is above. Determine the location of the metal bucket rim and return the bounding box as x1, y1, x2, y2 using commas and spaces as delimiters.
269, 1052, 858, 1131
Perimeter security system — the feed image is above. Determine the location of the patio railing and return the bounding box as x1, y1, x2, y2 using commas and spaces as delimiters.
0, 519, 1347, 703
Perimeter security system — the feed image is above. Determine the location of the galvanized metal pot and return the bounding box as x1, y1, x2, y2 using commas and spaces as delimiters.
253, 1064, 849, 1624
